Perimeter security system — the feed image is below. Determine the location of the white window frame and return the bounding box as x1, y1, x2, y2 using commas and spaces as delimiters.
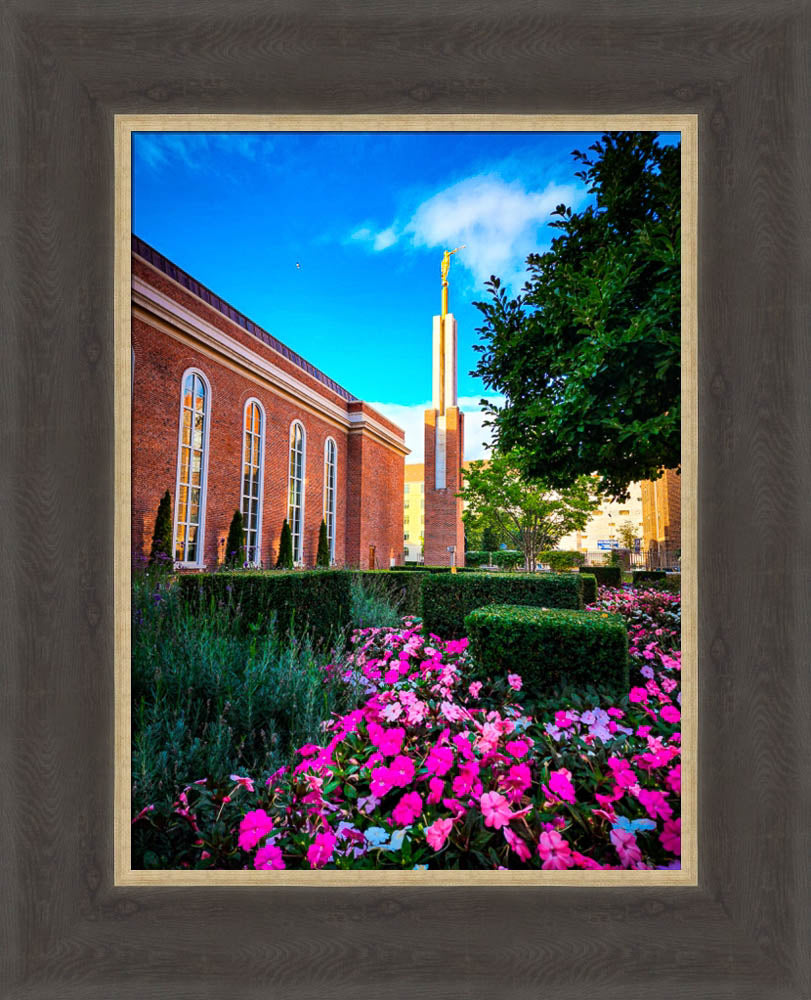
287, 420, 306, 566
241, 398, 266, 566
172, 367, 212, 569
323, 436, 337, 564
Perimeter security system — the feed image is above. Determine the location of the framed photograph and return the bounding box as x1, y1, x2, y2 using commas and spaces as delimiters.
117, 115, 696, 887
3, 2, 807, 998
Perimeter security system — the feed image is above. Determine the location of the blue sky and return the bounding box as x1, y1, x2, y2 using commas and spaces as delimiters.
133, 130, 678, 461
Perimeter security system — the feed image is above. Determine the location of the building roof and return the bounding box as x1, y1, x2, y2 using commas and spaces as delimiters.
132, 234, 358, 403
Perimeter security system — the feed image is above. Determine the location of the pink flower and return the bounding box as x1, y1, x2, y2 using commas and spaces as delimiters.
554, 710, 576, 729
500, 762, 532, 801
452, 760, 481, 797
468, 681, 483, 698
392, 791, 423, 825
369, 765, 393, 797
388, 754, 415, 787
537, 830, 573, 869
660, 704, 681, 724
503, 826, 531, 862
376, 727, 406, 756
547, 768, 576, 804
637, 788, 673, 821
507, 673, 523, 691
238, 809, 274, 851
425, 745, 454, 776
610, 827, 643, 868
505, 738, 531, 759
426, 777, 445, 804
660, 817, 681, 855
666, 764, 681, 795
380, 701, 403, 722
425, 817, 453, 851
479, 791, 513, 830
229, 774, 255, 792
254, 843, 285, 870
307, 831, 337, 869
629, 687, 648, 703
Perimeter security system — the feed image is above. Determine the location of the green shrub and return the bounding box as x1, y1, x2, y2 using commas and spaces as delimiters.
579, 565, 622, 587
276, 519, 293, 569
224, 509, 246, 567
177, 570, 352, 643
645, 573, 681, 594
420, 571, 584, 640
149, 490, 173, 567
632, 570, 667, 585
491, 549, 523, 571
465, 604, 629, 698
539, 550, 586, 571
349, 572, 403, 628
316, 519, 330, 567
579, 573, 598, 605
464, 551, 490, 568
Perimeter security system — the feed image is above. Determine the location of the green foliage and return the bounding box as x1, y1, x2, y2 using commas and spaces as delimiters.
646, 573, 681, 594
149, 490, 173, 567
224, 509, 246, 567
579, 565, 622, 587
177, 570, 353, 644
465, 604, 629, 698
458, 453, 601, 570
617, 520, 639, 550
131, 573, 360, 868
420, 571, 584, 640
632, 570, 667, 584
539, 549, 586, 571
472, 132, 680, 500
316, 519, 330, 567
480, 524, 501, 553
464, 551, 491, 568
349, 572, 404, 628
579, 573, 598, 605
276, 518, 294, 569
491, 549, 523, 571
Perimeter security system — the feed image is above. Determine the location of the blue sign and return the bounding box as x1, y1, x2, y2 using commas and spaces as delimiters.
597, 540, 619, 550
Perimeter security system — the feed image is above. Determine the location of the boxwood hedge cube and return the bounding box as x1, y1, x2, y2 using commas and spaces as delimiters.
464, 604, 629, 698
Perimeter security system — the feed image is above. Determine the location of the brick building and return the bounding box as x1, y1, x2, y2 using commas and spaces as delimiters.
640, 468, 682, 560
131, 236, 408, 570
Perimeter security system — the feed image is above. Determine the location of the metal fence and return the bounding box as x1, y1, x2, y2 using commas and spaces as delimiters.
584, 547, 680, 572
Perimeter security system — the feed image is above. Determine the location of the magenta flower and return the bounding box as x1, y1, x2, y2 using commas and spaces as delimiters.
547, 768, 576, 804
238, 809, 274, 851
505, 738, 530, 759
376, 727, 406, 756
452, 760, 481, 798
660, 817, 681, 855
425, 817, 453, 851
392, 791, 423, 825
503, 826, 531, 862
537, 830, 573, 870
507, 673, 523, 691
610, 827, 643, 868
307, 831, 337, 869
637, 788, 673, 821
479, 791, 513, 830
659, 704, 681, 724
425, 745, 454, 776
426, 777, 445, 804
254, 843, 285, 870
500, 762, 532, 801
628, 687, 648, 703
666, 764, 681, 795
388, 754, 415, 787
370, 765, 393, 797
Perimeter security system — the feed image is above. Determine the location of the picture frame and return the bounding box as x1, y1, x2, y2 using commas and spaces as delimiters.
2, 1, 807, 996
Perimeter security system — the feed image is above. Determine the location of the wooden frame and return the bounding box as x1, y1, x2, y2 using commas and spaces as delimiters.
2, 1, 808, 996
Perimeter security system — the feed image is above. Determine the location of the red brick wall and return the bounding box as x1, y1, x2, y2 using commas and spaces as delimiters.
132, 260, 406, 571
423, 406, 466, 567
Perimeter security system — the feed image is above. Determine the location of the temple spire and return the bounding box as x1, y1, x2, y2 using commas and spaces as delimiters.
438, 246, 464, 414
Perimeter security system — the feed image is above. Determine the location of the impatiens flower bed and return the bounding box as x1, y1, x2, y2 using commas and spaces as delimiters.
132, 588, 682, 871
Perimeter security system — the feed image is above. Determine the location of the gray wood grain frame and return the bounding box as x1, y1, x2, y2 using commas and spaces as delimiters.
1, 1, 808, 998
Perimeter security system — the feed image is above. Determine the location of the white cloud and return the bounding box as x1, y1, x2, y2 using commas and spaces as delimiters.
368, 395, 504, 464
404, 175, 582, 288
349, 224, 398, 251
373, 227, 397, 251
134, 133, 265, 172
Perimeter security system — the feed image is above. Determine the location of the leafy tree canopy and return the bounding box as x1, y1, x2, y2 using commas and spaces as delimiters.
457, 453, 601, 572
472, 131, 680, 501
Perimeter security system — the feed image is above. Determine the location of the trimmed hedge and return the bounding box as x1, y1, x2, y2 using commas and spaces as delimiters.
632, 570, 667, 585
420, 572, 584, 640
579, 565, 622, 587
465, 604, 629, 697
464, 551, 490, 567
177, 570, 353, 642
579, 573, 598, 605
539, 549, 586, 571
644, 573, 681, 594
491, 549, 523, 571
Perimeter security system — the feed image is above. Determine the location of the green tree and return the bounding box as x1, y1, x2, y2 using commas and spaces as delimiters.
276, 518, 294, 569
617, 520, 638, 550
316, 519, 330, 567
149, 490, 173, 567
224, 509, 246, 567
457, 453, 601, 572
472, 132, 680, 500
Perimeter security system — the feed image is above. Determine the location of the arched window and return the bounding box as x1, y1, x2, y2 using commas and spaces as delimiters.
174, 369, 210, 565
241, 399, 265, 565
323, 437, 337, 564
287, 421, 306, 565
